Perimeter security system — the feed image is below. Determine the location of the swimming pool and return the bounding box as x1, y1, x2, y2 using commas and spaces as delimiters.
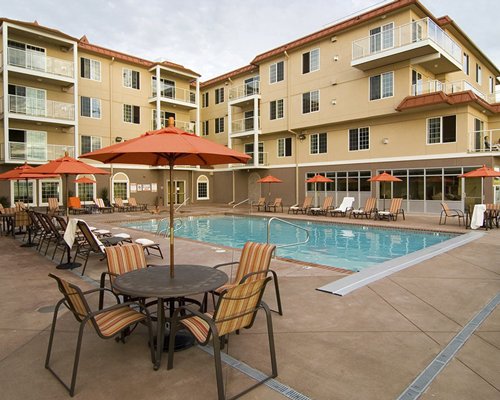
122, 215, 456, 271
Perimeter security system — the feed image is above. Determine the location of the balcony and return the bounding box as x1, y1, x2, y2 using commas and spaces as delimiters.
4, 48, 75, 83
152, 119, 195, 133
468, 129, 500, 154
411, 80, 499, 104
5, 95, 75, 124
232, 151, 268, 168
149, 86, 197, 110
1, 142, 75, 162
352, 18, 462, 73
231, 116, 261, 138
229, 81, 260, 106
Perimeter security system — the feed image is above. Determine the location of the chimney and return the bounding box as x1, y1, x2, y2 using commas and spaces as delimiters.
168, 117, 175, 127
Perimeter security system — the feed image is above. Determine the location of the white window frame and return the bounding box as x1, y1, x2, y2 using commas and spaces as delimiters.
476, 64, 482, 85
348, 127, 370, 152
489, 76, 495, 94
302, 90, 320, 114
310, 132, 327, 155
269, 61, 284, 84
75, 174, 97, 204
277, 137, 292, 158
123, 68, 140, 89
369, 22, 394, 53
369, 71, 394, 101
39, 178, 62, 206
215, 87, 224, 104
112, 172, 130, 201
80, 97, 101, 119
80, 135, 102, 154
201, 120, 209, 136
196, 175, 209, 200
80, 57, 101, 81
426, 115, 457, 145
123, 104, 140, 124
270, 99, 284, 120
215, 117, 224, 134
302, 48, 320, 74
463, 53, 470, 75
202, 92, 209, 108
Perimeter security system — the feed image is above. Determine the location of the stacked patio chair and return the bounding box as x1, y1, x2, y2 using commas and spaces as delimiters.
45, 273, 155, 397
255, 197, 267, 212
168, 275, 277, 400
376, 198, 405, 221
330, 196, 355, 217
288, 196, 312, 214
113, 197, 132, 212
128, 197, 147, 211
350, 197, 377, 219
47, 198, 62, 216
94, 198, 113, 213
439, 202, 465, 226
39, 213, 70, 263
309, 196, 333, 216
266, 197, 283, 212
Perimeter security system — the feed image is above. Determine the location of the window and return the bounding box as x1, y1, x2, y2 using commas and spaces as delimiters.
123, 68, 140, 89
427, 115, 456, 144
81, 135, 101, 154
76, 175, 96, 202
476, 64, 482, 84
202, 92, 209, 108
13, 180, 34, 205
215, 117, 224, 134
302, 48, 320, 74
80, 97, 101, 118
270, 61, 284, 83
244, 142, 264, 165
8, 129, 47, 161
278, 137, 292, 157
370, 72, 393, 100
151, 76, 174, 98
201, 120, 209, 136
197, 175, 209, 200
41, 180, 60, 205
370, 23, 394, 53
411, 70, 422, 95
123, 104, 140, 124
8, 84, 46, 116
152, 110, 175, 130
270, 99, 284, 120
463, 53, 470, 75
80, 57, 101, 81
310, 133, 327, 154
489, 76, 495, 94
112, 172, 129, 200
215, 87, 224, 104
302, 90, 319, 114
349, 127, 370, 151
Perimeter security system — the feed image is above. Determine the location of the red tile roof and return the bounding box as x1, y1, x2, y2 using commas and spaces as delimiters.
0, 17, 79, 41
396, 91, 500, 113
200, 64, 259, 88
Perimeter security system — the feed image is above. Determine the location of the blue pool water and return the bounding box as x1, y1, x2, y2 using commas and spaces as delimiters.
122, 215, 456, 271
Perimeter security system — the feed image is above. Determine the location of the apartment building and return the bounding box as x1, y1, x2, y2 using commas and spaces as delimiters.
1, 0, 499, 213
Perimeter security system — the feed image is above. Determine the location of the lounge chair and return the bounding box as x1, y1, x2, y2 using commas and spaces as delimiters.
376, 198, 405, 221
255, 197, 266, 212
288, 196, 312, 214
309, 196, 333, 216
47, 197, 62, 216
266, 197, 283, 212
128, 197, 147, 211
167, 276, 277, 400
330, 197, 355, 217
113, 197, 132, 212
45, 273, 155, 396
350, 197, 377, 219
68, 197, 87, 214
439, 202, 465, 226
134, 238, 164, 258
94, 198, 113, 213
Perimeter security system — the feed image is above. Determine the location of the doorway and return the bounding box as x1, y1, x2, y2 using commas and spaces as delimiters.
167, 180, 186, 204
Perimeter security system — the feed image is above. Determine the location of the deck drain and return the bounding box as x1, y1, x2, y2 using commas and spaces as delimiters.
37, 305, 56, 313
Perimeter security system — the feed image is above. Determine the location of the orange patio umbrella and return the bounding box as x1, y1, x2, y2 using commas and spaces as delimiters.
257, 175, 283, 201
368, 171, 402, 210
73, 177, 96, 184
459, 165, 500, 203
306, 174, 333, 207
80, 117, 250, 277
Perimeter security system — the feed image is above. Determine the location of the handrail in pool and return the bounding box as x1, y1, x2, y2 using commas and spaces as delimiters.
267, 217, 310, 250
175, 197, 190, 212
232, 198, 249, 208
155, 217, 183, 238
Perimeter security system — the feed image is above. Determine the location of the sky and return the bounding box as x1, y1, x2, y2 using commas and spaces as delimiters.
1, 0, 499, 81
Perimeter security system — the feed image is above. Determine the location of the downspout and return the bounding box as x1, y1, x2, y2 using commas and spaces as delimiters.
109, 56, 115, 200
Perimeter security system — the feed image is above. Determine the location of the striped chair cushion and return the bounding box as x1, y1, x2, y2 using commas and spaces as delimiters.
181, 312, 213, 342
48, 198, 59, 211
14, 211, 30, 227
95, 307, 145, 337
233, 242, 275, 284
105, 244, 147, 277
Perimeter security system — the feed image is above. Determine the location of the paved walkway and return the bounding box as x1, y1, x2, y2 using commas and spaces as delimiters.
0, 207, 498, 399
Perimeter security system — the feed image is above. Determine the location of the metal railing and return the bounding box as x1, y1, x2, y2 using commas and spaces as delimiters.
2, 142, 75, 162
175, 197, 190, 212
151, 85, 196, 104
468, 129, 500, 153
232, 198, 249, 208
7, 95, 75, 120
267, 217, 310, 249
155, 217, 183, 238
245, 152, 268, 166
229, 81, 260, 101
411, 80, 498, 104
231, 117, 260, 134
6, 48, 74, 78
352, 17, 462, 64
152, 118, 195, 132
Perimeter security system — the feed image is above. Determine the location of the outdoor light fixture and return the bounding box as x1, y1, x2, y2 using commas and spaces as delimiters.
115, 137, 123, 143
382, 138, 389, 144
298, 134, 306, 141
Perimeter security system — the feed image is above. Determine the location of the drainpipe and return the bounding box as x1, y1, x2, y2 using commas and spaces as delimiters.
108, 56, 115, 200
288, 129, 300, 205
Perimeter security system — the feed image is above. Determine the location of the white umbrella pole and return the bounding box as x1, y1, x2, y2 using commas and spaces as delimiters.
169, 161, 175, 278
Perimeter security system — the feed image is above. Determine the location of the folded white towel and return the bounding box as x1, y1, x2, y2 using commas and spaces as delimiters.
135, 238, 155, 246
470, 204, 486, 230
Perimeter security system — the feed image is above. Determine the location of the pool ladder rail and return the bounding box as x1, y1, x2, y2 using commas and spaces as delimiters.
267, 217, 310, 249
155, 217, 183, 238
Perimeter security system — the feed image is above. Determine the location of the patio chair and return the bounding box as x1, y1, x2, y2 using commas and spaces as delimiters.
350, 197, 377, 219
266, 197, 283, 212
288, 196, 312, 214
94, 198, 113, 213
330, 197, 355, 217
134, 237, 164, 259
48, 198, 62, 216
128, 197, 147, 211
45, 273, 155, 397
34, 212, 57, 254
39, 213, 69, 262
206, 241, 282, 315
376, 198, 405, 221
74, 220, 126, 276
309, 196, 333, 216
167, 276, 277, 400
255, 197, 266, 212
113, 197, 132, 212
68, 197, 87, 214
439, 202, 465, 226
485, 203, 500, 228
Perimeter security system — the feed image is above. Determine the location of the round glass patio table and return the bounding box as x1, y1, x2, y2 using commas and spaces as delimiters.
113, 265, 228, 370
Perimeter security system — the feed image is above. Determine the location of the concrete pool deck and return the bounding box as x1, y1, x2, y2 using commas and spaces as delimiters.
0, 205, 498, 399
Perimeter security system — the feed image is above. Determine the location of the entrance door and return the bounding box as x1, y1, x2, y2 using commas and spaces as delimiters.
167, 180, 186, 204
412, 70, 422, 95
248, 172, 260, 203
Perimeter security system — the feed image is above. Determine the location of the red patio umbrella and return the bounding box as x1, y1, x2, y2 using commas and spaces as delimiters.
368, 171, 402, 210
80, 117, 250, 277
306, 174, 333, 207
257, 175, 283, 201
73, 177, 96, 184
459, 165, 500, 203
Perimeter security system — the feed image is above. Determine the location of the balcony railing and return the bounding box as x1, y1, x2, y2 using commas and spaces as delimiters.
411, 80, 499, 103
151, 119, 195, 133
231, 117, 260, 134
244, 151, 268, 166
151, 86, 196, 105
5, 48, 74, 79
468, 129, 500, 153
352, 18, 462, 64
229, 81, 260, 101
7, 95, 75, 120
2, 142, 75, 162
